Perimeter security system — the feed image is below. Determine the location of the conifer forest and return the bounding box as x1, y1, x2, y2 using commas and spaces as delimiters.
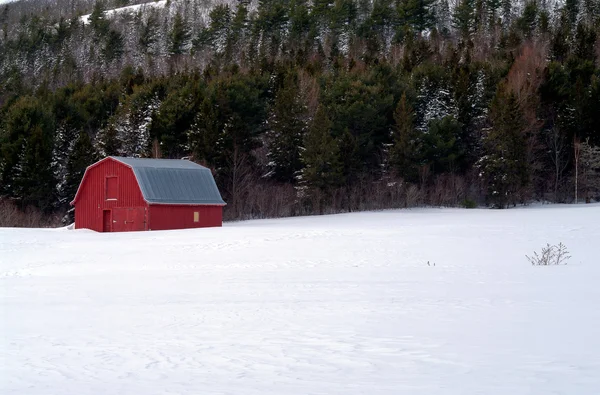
0, 0, 599, 223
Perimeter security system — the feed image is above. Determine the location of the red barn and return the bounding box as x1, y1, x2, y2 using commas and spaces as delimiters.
71, 157, 226, 232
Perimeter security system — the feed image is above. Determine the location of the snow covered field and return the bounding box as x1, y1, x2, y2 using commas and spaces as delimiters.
1, 205, 600, 395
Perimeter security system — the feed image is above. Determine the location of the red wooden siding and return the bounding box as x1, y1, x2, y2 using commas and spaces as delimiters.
148, 205, 222, 231
74, 158, 146, 231
112, 207, 146, 232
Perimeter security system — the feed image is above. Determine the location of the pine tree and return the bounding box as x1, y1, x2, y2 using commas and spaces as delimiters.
416, 73, 458, 132
266, 73, 309, 183
169, 13, 191, 56
103, 29, 124, 62
0, 5, 8, 25
52, 123, 78, 207
63, 131, 98, 222
200, 4, 232, 56
580, 0, 600, 26
110, 93, 158, 157
422, 116, 463, 174
477, 88, 529, 208
0, 97, 56, 212
187, 98, 222, 167
287, 0, 312, 60
501, 0, 512, 28
300, 106, 343, 191
436, 0, 452, 36
564, 0, 580, 27
486, 0, 501, 30
453, 0, 477, 39
89, 1, 110, 38
390, 93, 421, 182
96, 123, 121, 157
138, 10, 159, 54
517, 1, 538, 38
405, 0, 436, 33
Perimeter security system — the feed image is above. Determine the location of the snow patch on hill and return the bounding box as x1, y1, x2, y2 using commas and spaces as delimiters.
79, 0, 168, 24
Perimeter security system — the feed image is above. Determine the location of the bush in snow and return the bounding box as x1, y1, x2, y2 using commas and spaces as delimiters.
527, 243, 571, 266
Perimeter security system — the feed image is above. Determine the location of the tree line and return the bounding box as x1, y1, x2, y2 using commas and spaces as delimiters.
0, 0, 599, 224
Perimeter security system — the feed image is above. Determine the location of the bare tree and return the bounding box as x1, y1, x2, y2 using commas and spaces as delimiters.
580, 138, 600, 203
224, 144, 254, 220
547, 127, 569, 201
574, 136, 581, 203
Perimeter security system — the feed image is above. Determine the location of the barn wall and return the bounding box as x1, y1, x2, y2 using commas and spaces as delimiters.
74, 159, 146, 231
148, 205, 223, 231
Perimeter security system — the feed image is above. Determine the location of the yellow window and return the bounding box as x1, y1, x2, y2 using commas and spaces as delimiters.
193, 212, 199, 222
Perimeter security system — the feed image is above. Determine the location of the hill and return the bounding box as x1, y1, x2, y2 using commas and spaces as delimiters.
0, 0, 599, 222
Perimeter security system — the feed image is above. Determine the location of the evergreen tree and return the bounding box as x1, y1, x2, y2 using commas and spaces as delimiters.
573, 22, 597, 62
486, 0, 501, 30
436, 0, 452, 36
103, 29, 124, 62
266, 73, 309, 183
517, 1, 538, 38
390, 93, 421, 182
256, 0, 289, 59
363, 0, 394, 52
580, 0, 600, 26
422, 116, 464, 174
415, 72, 458, 132
550, 12, 571, 61
453, 0, 477, 39
0, 97, 56, 212
63, 131, 97, 221
478, 88, 529, 208
288, 0, 312, 60
138, 10, 159, 54
405, 0, 437, 33
52, 123, 78, 207
322, 72, 394, 174
89, 1, 110, 38
96, 123, 121, 157
169, 13, 191, 56
501, 0, 512, 28
197, 4, 232, 56
300, 106, 343, 191
187, 98, 222, 167
564, 0, 580, 27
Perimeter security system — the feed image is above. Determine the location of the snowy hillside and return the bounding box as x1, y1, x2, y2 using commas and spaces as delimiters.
79, 0, 168, 24
1, 205, 600, 394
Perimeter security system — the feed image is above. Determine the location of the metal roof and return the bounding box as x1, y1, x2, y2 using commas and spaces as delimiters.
111, 157, 226, 205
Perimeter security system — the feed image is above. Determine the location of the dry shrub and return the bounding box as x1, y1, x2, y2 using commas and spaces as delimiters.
0, 199, 61, 228
222, 170, 486, 221
428, 173, 467, 206
527, 243, 571, 266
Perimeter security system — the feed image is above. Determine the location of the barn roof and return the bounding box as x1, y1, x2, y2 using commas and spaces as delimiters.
110, 157, 226, 205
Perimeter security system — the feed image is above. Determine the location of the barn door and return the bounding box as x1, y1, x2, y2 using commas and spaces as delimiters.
127, 208, 146, 231
102, 210, 112, 232
112, 207, 146, 232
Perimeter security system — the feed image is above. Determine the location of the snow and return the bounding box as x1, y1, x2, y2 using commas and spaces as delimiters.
1, 204, 600, 394
79, 0, 167, 25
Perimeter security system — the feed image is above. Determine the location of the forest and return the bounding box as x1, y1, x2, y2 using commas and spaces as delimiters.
0, 0, 599, 225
